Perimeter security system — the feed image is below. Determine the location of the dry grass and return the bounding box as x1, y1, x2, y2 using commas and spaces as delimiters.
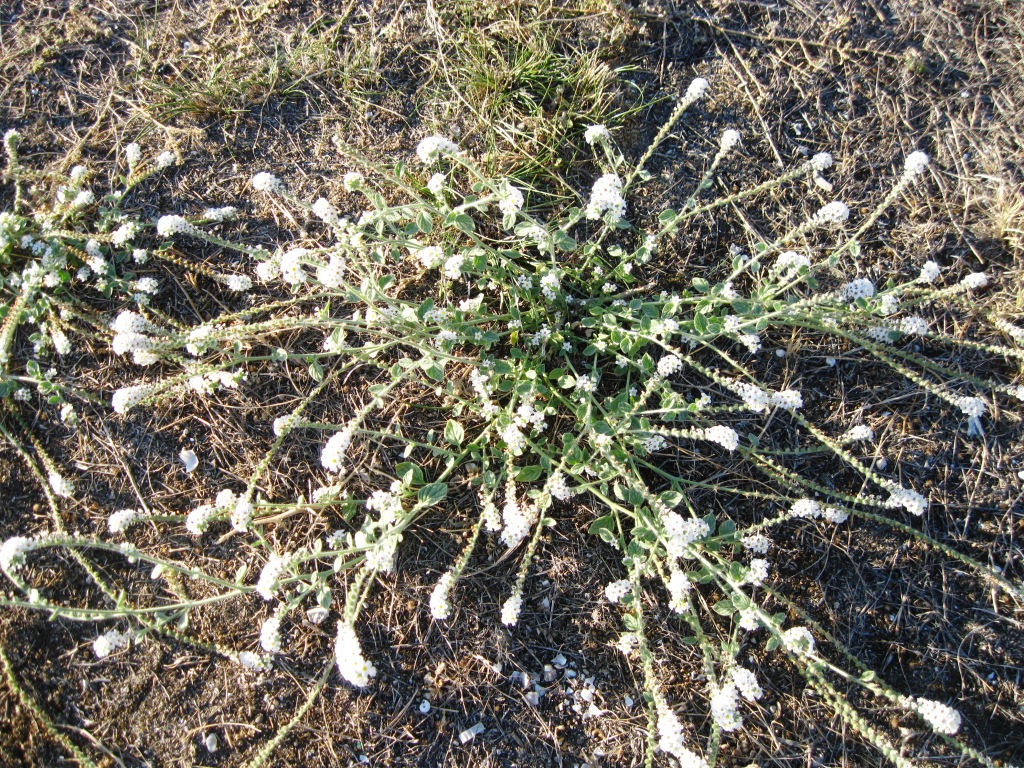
1, 0, 1022, 766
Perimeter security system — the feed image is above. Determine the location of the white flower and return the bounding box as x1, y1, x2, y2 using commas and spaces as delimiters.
185, 504, 218, 535
321, 427, 353, 472
251, 172, 285, 195
584, 173, 626, 220
781, 626, 816, 655
903, 151, 930, 177
442, 253, 465, 280
108, 508, 142, 534
416, 136, 461, 163
773, 250, 810, 275
684, 77, 709, 103
112, 384, 153, 413
260, 616, 283, 652
719, 129, 741, 152
546, 473, 573, 501
913, 698, 961, 735
810, 152, 833, 171
700, 425, 738, 451
886, 486, 928, 516
710, 683, 742, 732
200, 205, 236, 222
657, 702, 708, 767
154, 151, 176, 169
574, 374, 597, 393
663, 513, 710, 558
731, 667, 762, 701
743, 534, 770, 554
789, 499, 822, 519
0, 536, 34, 572
745, 558, 770, 586
430, 571, 455, 620
822, 506, 849, 524
812, 201, 849, 224
219, 274, 252, 292
256, 553, 292, 600
93, 628, 132, 659
900, 316, 929, 335
312, 197, 343, 228
584, 124, 611, 145
237, 651, 272, 671
770, 389, 803, 411
919, 260, 941, 283
961, 272, 988, 290
426, 173, 446, 196
500, 590, 523, 626
156, 215, 198, 237
343, 171, 364, 191
48, 471, 74, 497
280, 248, 308, 285
231, 496, 254, 532
604, 579, 631, 604
335, 621, 377, 687
498, 184, 524, 217
841, 424, 874, 443
841, 277, 876, 301
415, 245, 445, 269
657, 354, 682, 378
666, 569, 691, 613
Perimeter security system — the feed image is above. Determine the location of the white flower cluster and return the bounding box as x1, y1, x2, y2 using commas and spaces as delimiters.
498, 183, 524, 217
416, 136, 461, 163
841, 424, 874, 443
584, 124, 610, 145
321, 426, 354, 473
203, 205, 238, 222
604, 579, 631, 604
112, 383, 157, 414
657, 702, 708, 768
919, 260, 941, 283
256, 552, 294, 600
899, 315, 929, 335
108, 508, 143, 534
719, 129, 741, 153
343, 171, 364, 191
811, 201, 850, 225
773, 250, 810, 276
684, 77, 709, 103
709, 682, 742, 732
841, 277, 876, 301
500, 589, 523, 626
663, 513, 710, 558
903, 150, 930, 178
251, 172, 286, 195
156, 214, 201, 238
237, 651, 272, 672
698, 425, 739, 451
546, 472, 573, 501
427, 173, 446, 196
781, 626, 816, 655
125, 142, 142, 168
961, 272, 988, 290
335, 621, 377, 687
48, 471, 75, 498
93, 628, 132, 659
810, 152, 833, 171
885, 485, 928, 516
745, 558, 770, 586
260, 615, 283, 653
657, 354, 682, 378
501, 492, 539, 549
666, 569, 691, 613
743, 534, 770, 554
539, 270, 560, 300
430, 571, 455, 620
0, 536, 36, 572
584, 173, 626, 221
913, 697, 961, 735
731, 666, 763, 702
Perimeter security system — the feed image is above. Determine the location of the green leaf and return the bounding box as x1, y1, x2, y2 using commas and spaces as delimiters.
418, 482, 448, 506
396, 462, 425, 486
766, 636, 781, 652
444, 419, 465, 446
515, 465, 543, 482
416, 210, 433, 234
692, 277, 709, 293
446, 212, 476, 233
622, 613, 640, 632
713, 599, 737, 616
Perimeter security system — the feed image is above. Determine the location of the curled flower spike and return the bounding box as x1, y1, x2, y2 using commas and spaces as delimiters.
719, 129, 741, 153
251, 172, 286, 195
584, 124, 610, 145
684, 77, 709, 103
812, 200, 850, 225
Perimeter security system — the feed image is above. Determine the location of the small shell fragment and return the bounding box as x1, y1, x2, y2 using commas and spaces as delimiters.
458, 722, 485, 744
